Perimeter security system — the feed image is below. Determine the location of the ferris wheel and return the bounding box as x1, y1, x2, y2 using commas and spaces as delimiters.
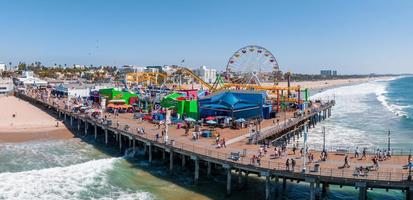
225, 45, 280, 85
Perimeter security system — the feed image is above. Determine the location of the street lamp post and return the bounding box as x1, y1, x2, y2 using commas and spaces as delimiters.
387, 130, 391, 152
323, 126, 326, 152
302, 123, 308, 173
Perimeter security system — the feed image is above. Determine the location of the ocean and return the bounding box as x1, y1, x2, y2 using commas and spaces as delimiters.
0, 76, 412, 200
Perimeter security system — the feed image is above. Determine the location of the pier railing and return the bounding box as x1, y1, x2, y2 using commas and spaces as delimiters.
20, 92, 411, 184
161, 139, 410, 183
256, 101, 335, 142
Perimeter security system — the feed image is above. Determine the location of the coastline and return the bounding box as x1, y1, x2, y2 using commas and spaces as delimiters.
275, 76, 399, 90
0, 76, 398, 143
0, 96, 74, 143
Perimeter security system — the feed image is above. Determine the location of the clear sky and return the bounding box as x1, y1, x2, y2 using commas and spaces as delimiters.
0, 0, 412, 74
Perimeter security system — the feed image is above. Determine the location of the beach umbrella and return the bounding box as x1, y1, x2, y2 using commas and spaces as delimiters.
206, 120, 217, 125
185, 117, 196, 122
205, 116, 216, 120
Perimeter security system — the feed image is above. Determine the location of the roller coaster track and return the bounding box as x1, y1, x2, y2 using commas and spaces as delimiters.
175, 67, 215, 91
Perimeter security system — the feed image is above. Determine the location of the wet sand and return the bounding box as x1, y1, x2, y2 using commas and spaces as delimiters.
0, 96, 74, 143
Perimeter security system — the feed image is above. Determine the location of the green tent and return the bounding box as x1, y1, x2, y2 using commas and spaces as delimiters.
99, 88, 138, 105
177, 100, 199, 119
160, 93, 183, 108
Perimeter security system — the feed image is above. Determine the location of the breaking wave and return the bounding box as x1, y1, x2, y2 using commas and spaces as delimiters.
375, 77, 410, 118
0, 158, 153, 200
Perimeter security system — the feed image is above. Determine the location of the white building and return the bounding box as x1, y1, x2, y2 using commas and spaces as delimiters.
16, 71, 48, 86
0, 63, 6, 73
0, 78, 13, 95
193, 65, 217, 83
52, 82, 118, 98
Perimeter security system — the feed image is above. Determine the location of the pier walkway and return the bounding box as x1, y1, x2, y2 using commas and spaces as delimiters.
16, 90, 413, 200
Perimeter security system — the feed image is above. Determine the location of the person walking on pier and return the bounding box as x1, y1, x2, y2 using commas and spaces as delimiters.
343, 155, 350, 168
155, 133, 160, 142
292, 144, 297, 155
291, 159, 296, 172
285, 158, 290, 171
354, 147, 359, 159
362, 148, 367, 160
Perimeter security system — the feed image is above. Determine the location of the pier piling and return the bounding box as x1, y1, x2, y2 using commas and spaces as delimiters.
207, 161, 211, 177
244, 172, 249, 187
262, 171, 270, 200
223, 164, 231, 196
181, 154, 186, 168
94, 124, 97, 139
118, 133, 122, 151
306, 178, 316, 200
193, 157, 199, 184
169, 150, 174, 172
84, 122, 88, 134
238, 169, 242, 186
407, 186, 413, 200
104, 129, 108, 145
356, 182, 367, 200
148, 143, 152, 163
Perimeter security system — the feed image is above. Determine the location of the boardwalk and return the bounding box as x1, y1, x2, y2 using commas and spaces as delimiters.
16, 90, 413, 200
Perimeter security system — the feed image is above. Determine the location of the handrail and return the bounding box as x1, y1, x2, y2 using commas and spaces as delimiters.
18, 92, 412, 184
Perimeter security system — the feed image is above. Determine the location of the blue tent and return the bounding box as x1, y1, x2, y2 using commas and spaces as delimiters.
199, 90, 267, 119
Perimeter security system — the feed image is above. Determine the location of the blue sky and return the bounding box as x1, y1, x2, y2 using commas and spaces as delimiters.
0, 0, 412, 74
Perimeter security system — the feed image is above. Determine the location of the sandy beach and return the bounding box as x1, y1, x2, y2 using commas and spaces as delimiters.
0, 96, 74, 143
273, 76, 395, 90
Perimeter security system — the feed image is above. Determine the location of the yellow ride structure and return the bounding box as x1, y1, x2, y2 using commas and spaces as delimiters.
125, 66, 307, 112
125, 72, 167, 86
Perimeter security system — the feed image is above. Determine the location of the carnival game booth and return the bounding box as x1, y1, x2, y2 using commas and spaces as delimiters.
99, 88, 138, 105
160, 92, 199, 120
106, 99, 133, 113
199, 90, 268, 120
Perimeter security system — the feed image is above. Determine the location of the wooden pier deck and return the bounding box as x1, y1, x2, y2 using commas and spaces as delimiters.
16, 91, 413, 200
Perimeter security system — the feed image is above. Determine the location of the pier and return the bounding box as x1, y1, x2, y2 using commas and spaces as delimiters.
17, 91, 413, 200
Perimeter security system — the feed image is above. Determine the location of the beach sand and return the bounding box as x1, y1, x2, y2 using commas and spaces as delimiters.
0, 96, 74, 143
271, 77, 392, 90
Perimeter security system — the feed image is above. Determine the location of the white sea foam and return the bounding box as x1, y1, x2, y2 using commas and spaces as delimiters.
375, 80, 409, 118
0, 158, 153, 200
307, 81, 391, 148
312, 79, 409, 118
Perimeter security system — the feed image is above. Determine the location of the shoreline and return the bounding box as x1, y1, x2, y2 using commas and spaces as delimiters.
0, 96, 75, 143
0, 76, 399, 143
274, 75, 399, 91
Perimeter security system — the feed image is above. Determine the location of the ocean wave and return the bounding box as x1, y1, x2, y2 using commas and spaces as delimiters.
375, 83, 410, 119
0, 158, 153, 200
0, 140, 108, 173
307, 123, 376, 150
